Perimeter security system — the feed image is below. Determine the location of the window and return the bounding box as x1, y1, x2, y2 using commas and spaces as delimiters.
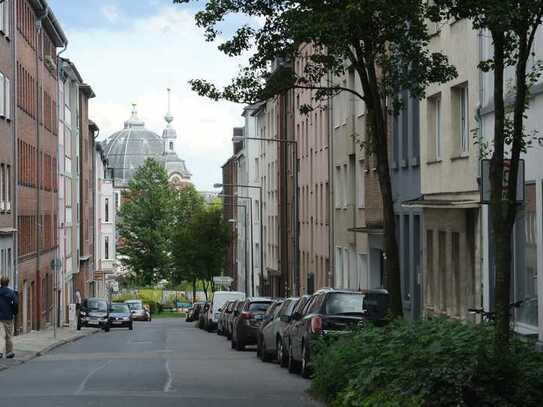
358, 160, 365, 208
0, 164, 4, 211
5, 165, 9, 211
334, 166, 342, 208
104, 236, 110, 259
104, 198, 109, 222
335, 247, 343, 288
342, 164, 348, 208
454, 85, 469, 154
0, 71, 4, 118
0, 1, 9, 37
452, 232, 461, 316
438, 231, 447, 312
428, 94, 442, 160
169, 141, 174, 151
515, 183, 538, 327
354, 75, 365, 116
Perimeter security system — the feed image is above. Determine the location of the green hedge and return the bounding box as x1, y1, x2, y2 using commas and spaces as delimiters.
311, 318, 543, 407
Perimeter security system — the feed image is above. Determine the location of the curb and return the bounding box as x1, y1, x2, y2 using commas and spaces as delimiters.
0, 329, 99, 373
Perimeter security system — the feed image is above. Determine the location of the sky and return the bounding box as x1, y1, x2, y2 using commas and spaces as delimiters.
47, 0, 250, 191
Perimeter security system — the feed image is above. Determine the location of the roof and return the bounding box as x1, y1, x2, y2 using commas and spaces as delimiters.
30, 0, 67, 47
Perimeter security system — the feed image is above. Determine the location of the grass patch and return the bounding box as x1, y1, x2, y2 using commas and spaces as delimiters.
151, 311, 187, 319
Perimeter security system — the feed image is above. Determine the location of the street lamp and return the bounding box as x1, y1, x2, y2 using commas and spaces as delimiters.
219, 194, 255, 296
230, 135, 300, 296
224, 203, 249, 295
215, 182, 264, 295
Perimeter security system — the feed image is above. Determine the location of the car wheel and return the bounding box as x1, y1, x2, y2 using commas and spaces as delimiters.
261, 339, 272, 363
288, 343, 299, 374
277, 338, 288, 368
301, 342, 311, 379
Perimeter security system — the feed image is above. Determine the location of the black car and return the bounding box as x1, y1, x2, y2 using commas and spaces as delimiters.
286, 288, 390, 378
108, 303, 134, 330
198, 302, 211, 329
188, 302, 204, 322
231, 297, 273, 351
258, 297, 299, 365
77, 297, 111, 332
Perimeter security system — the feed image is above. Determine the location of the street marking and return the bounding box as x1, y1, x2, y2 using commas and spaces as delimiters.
75, 360, 111, 395
163, 359, 173, 393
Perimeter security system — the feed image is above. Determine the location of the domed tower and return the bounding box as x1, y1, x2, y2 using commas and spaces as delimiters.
103, 105, 164, 187
163, 88, 177, 155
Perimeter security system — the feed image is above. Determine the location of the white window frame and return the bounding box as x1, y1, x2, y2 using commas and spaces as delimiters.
0, 71, 5, 118
459, 85, 469, 154
0, 164, 4, 211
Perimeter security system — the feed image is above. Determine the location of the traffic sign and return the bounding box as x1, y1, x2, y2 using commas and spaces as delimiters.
213, 276, 234, 286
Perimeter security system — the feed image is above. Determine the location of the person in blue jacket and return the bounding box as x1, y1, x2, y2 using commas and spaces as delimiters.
0, 276, 18, 359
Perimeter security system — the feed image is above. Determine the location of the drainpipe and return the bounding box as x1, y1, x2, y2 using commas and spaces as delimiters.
35, 6, 50, 331
12, 0, 18, 297
327, 71, 335, 288
53, 44, 67, 336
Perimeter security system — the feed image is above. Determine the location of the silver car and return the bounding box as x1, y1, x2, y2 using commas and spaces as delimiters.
125, 299, 151, 321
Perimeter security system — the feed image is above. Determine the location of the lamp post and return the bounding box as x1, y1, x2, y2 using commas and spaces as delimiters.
215, 183, 263, 295
219, 194, 254, 296
224, 203, 248, 295
232, 135, 299, 296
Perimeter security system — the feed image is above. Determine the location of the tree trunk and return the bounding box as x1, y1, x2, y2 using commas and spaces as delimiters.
353, 60, 403, 318
192, 278, 197, 303
489, 32, 511, 356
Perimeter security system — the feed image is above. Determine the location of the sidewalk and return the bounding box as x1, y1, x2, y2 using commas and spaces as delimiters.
0, 326, 98, 372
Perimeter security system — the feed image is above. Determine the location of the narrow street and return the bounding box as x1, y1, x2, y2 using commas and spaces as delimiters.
0, 319, 318, 407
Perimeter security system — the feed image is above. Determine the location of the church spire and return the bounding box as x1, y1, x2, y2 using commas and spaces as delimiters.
165, 88, 174, 127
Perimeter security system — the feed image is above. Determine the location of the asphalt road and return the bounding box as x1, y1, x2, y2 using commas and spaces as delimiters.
0, 318, 318, 407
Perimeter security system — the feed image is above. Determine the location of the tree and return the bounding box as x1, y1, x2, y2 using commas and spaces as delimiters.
175, 0, 456, 316
172, 199, 229, 300
117, 159, 176, 286
431, 0, 543, 357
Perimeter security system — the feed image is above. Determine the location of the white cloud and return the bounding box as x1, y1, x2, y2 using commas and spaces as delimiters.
64, 5, 246, 190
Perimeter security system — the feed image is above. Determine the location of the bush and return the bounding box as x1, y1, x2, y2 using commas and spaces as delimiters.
311, 318, 543, 407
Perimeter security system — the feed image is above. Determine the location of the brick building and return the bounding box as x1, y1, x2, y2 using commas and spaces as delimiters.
15, 0, 66, 333
0, 0, 16, 289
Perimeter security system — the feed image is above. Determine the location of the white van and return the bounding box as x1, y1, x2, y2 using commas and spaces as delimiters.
208, 291, 245, 330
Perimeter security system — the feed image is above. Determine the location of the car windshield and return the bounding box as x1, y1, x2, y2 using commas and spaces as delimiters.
325, 293, 364, 315
126, 302, 143, 310
87, 299, 108, 312
248, 302, 272, 312
111, 304, 130, 313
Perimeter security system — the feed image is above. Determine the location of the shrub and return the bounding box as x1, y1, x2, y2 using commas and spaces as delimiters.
311, 318, 543, 407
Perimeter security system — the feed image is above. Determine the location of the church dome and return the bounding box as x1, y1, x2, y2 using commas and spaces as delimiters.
103, 106, 164, 187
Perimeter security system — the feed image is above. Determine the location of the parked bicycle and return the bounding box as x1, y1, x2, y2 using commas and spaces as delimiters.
468, 298, 530, 322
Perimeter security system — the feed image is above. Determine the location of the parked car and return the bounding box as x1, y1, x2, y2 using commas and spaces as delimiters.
286, 288, 390, 378
188, 301, 204, 322
224, 300, 242, 339
231, 297, 274, 351
281, 295, 311, 368
198, 302, 211, 329
207, 291, 246, 332
125, 299, 151, 321
258, 297, 299, 365
185, 305, 194, 322
77, 297, 111, 332
256, 299, 284, 359
217, 300, 234, 336
108, 302, 134, 330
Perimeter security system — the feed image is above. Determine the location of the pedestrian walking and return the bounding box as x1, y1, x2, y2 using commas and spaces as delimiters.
0, 276, 18, 359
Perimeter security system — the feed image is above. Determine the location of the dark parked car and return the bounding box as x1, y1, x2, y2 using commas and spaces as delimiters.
187, 301, 204, 322
217, 300, 234, 336
108, 303, 134, 330
198, 302, 211, 329
225, 300, 242, 339
125, 300, 151, 321
231, 297, 273, 351
258, 297, 299, 365
77, 297, 111, 332
286, 288, 390, 378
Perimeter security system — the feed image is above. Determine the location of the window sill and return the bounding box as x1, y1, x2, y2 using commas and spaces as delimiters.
426, 159, 442, 165
450, 154, 469, 161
